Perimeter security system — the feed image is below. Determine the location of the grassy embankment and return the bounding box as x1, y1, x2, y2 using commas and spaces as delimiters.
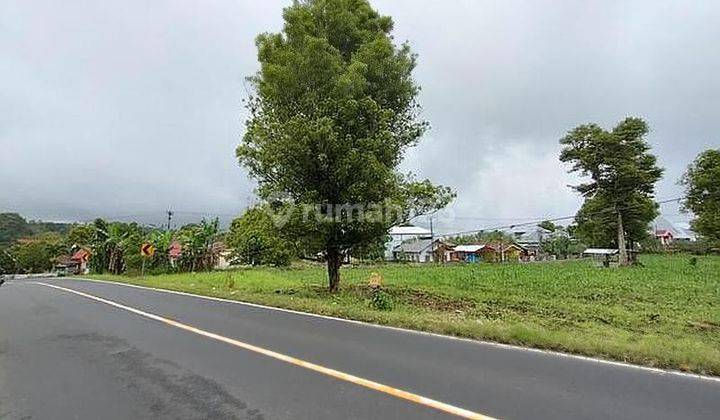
88, 255, 720, 375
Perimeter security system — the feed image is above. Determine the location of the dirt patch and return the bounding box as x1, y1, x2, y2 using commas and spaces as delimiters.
343, 285, 476, 312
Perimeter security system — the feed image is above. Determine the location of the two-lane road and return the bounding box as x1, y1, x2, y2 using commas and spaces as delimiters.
1, 278, 718, 419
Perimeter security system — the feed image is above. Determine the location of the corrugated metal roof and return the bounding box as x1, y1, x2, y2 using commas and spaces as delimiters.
453, 244, 492, 252
389, 225, 431, 236
393, 238, 432, 253
582, 248, 618, 255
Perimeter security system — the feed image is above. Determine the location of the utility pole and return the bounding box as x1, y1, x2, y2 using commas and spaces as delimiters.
166, 208, 174, 231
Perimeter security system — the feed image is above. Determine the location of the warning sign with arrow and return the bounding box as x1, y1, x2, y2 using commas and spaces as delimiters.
141, 243, 155, 257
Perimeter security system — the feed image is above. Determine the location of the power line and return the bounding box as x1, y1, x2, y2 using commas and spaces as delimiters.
435, 197, 683, 238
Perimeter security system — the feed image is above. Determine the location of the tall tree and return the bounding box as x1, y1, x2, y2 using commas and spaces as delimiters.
681, 149, 720, 242
560, 117, 663, 265
238, 0, 453, 290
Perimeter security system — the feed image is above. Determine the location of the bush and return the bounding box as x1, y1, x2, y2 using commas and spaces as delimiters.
639, 237, 664, 254
369, 286, 393, 311
673, 239, 720, 255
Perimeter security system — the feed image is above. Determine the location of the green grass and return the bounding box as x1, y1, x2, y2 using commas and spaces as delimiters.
87, 255, 720, 376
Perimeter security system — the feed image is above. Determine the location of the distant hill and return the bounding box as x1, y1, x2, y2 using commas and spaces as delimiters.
0, 213, 73, 246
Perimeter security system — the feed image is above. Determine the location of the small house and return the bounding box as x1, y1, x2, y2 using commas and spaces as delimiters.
486, 243, 526, 262
583, 248, 619, 267
655, 229, 674, 246
393, 238, 451, 263
449, 244, 497, 263
53, 255, 80, 275
505, 226, 564, 256
650, 216, 697, 243
71, 248, 91, 274
54, 248, 91, 275
385, 225, 432, 260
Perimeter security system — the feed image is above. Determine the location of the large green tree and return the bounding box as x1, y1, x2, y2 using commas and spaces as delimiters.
560, 117, 663, 265
238, 0, 453, 290
681, 149, 720, 242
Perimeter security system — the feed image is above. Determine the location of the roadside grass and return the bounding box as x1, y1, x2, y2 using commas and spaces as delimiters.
87, 255, 720, 376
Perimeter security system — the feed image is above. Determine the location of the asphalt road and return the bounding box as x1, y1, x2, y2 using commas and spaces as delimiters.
1, 278, 718, 419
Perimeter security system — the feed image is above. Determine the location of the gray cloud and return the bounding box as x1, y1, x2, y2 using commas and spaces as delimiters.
1, 0, 718, 231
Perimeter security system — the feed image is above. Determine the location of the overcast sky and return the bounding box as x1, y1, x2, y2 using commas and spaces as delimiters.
1, 0, 718, 231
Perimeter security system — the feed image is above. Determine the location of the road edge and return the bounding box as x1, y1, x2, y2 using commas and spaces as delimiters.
58, 276, 720, 384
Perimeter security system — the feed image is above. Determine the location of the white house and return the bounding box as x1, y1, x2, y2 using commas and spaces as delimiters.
385, 225, 432, 260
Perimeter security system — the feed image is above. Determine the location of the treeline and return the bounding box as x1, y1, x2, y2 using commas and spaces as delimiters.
82, 218, 221, 275
0, 213, 72, 246
0, 213, 222, 275
1, 213, 73, 274
0, 209, 306, 275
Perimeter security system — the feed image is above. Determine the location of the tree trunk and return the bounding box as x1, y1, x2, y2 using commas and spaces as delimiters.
326, 247, 342, 292
617, 211, 629, 266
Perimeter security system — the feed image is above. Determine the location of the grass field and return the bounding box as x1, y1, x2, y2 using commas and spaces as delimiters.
88, 255, 720, 375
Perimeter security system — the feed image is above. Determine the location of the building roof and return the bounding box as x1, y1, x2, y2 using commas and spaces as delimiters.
393, 238, 451, 254
453, 244, 494, 253
71, 248, 90, 261
582, 248, 619, 255
54, 255, 79, 266
389, 225, 431, 236
651, 216, 696, 240
487, 242, 525, 252
505, 226, 558, 244
393, 238, 432, 253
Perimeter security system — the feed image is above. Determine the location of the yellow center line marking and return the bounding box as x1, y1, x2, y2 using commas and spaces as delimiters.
34, 282, 495, 420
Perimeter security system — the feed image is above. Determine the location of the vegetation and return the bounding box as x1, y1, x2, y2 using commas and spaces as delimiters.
560, 117, 664, 265
175, 219, 221, 272
681, 149, 720, 243
90, 255, 720, 375
0, 213, 33, 246
85, 218, 221, 275
0, 213, 77, 274
538, 220, 557, 232
226, 207, 294, 267
4, 234, 65, 273
0, 211, 223, 275
0, 212, 72, 247
238, 0, 453, 291
540, 235, 585, 259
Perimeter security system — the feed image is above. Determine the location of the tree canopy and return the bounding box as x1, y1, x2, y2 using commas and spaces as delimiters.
238, 0, 453, 290
538, 220, 557, 232
681, 149, 720, 242
560, 117, 663, 264
227, 207, 293, 267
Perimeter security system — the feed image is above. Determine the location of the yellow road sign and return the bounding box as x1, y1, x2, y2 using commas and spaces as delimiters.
141, 243, 155, 257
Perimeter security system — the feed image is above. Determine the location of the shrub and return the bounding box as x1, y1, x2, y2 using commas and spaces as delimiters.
369, 286, 393, 311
